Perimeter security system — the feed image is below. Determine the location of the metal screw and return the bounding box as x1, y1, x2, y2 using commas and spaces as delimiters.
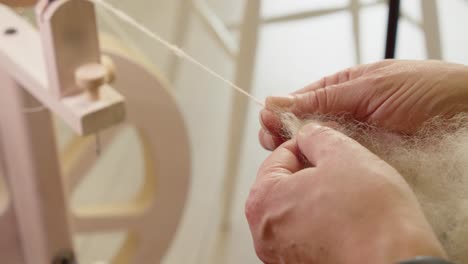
4, 27, 17, 36
52, 250, 76, 264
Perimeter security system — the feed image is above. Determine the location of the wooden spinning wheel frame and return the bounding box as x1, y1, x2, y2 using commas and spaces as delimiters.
62, 53, 191, 263
0, 3, 191, 263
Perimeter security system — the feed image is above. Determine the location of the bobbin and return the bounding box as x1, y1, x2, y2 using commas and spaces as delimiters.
74, 57, 115, 101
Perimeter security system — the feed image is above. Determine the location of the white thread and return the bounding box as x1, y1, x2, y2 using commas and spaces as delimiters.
89, 0, 265, 107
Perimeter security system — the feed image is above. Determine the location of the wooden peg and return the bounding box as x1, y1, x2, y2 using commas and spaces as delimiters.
101, 55, 116, 83
0, 7, 125, 136
75, 63, 107, 101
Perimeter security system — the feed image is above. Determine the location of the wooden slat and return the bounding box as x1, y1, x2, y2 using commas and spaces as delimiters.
0, 5, 125, 136
0, 69, 74, 264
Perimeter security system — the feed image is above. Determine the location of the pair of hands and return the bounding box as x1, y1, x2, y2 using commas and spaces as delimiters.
247, 60, 468, 263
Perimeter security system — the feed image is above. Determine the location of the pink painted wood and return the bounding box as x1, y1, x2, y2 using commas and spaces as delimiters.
0, 70, 74, 264
0, 116, 24, 264
36, 0, 101, 98
0, 5, 125, 136
67, 52, 191, 263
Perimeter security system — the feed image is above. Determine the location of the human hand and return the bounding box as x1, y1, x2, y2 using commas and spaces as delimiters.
260, 60, 468, 150
247, 123, 447, 263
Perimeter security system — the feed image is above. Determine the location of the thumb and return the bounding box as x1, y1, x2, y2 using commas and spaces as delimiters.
296, 122, 362, 166
265, 79, 365, 117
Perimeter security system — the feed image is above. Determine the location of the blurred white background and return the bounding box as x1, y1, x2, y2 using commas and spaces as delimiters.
8, 0, 468, 263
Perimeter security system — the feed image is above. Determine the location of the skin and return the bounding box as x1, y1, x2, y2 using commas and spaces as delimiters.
246, 124, 447, 263
247, 60, 468, 263
259, 60, 468, 150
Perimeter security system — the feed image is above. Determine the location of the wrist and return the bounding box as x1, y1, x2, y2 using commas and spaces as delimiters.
384, 212, 447, 263
342, 213, 446, 264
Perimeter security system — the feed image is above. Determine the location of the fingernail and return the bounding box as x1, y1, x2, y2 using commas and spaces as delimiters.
259, 110, 268, 130
259, 109, 277, 130
265, 95, 295, 110
261, 129, 276, 150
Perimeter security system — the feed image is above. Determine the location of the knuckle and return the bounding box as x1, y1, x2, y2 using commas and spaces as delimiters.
374, 59, 395, 68
323, 131, 350, 148
319, 76, 327, 87
366, 73, 387, 87
245, 185, 268, 226
306, 125, 353, 155
304, 89, 326, 113
295, 85, 333, 114
245, 186, 278, 263
347, 65, 362, 79
244, 197, 258, 224
362, 60, 394, 75
309, 125, 335, 138
254, 242, 277, 263
247, 201, 285, 262
324, 73, 337, 86
338, 68, 351, 82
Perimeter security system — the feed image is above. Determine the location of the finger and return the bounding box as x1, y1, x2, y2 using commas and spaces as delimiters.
292, 66, 366, 95
258, 128, 284, 151
266, 78, 368, 119
259, 108, 288, 145
296, 122, 359, 166
257, 139, 305, 182
260, 109, 283, 137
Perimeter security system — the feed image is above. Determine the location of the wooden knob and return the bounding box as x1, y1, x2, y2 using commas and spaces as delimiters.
75, 63, 107, 101
101, 55, 116, 83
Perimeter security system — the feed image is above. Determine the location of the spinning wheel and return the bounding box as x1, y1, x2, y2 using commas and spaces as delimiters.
0, 1, 191, 261
60, 50, 191, 263
0, 58, 190, 262
0, 44, 191, 263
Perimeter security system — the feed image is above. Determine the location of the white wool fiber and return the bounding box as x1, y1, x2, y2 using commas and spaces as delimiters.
279, 112, 468, 263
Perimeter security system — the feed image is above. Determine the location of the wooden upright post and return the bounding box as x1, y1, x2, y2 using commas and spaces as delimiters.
36, 0, 101, 98
210, 2, 261, 262
0, 70, 74, 264
421, 0, 442, 59
220, 0, 261, 233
